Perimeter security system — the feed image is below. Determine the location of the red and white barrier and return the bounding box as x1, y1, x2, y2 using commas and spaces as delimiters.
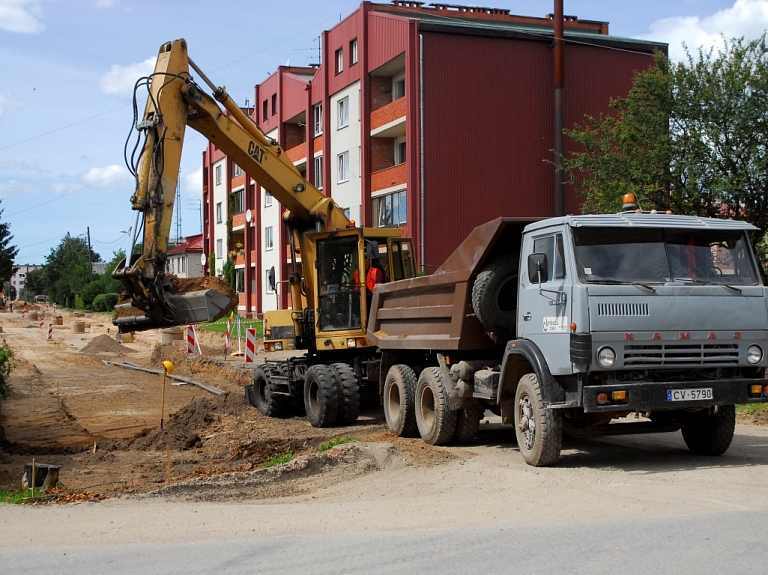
47, 322, 53, 341
186, 325, 198, 355
39, 317, 44, 329
245, 328, 256, 363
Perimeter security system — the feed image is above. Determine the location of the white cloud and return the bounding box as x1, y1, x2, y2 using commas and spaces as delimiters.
183, 166, 204, 198
81, 164, 133, 188
644, 0, 768, 61
0, 93, 23, 120
94, 0, 118, 7
0, 0, 45, 33
99, 57, 155, 100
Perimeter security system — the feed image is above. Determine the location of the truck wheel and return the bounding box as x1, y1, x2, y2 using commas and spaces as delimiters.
304, 364, 339, 427
383, 364, 418, 437
681, 405, 735, 456
415, 367, 457, 445
251, 365, 289, 418
471, 254, 519, 339
514, 373, 562, 466
330, 362, 361, 425
453, 404, 483, 444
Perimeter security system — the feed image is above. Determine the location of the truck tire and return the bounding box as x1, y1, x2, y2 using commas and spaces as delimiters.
383, 364, 418, 437
252, 365, 290, 418
452, 404, 483, 444
681, 405, 735, 456
471, 254, 519, 339
330, 362, 361, 425
304, 364, 339, 427
514, 373, 562, 466
415, 367, 457, 445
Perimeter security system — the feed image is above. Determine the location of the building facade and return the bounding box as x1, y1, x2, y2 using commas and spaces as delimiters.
202, 1, 666, 317
167, 234, 204, 279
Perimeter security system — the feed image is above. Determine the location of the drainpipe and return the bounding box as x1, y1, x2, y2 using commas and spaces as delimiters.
554, 0, 565, 217
419, 34, 426, 270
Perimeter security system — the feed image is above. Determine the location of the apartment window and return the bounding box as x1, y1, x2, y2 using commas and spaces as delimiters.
393, 77, 406, 100
350, 38, 358, 65
373, 190, 407, 228
231, 189, 244, 214
395, 140, 407, 165
337, 151, 349, 183
216, 238, 223, 259
265, 270, 275, 294
233, 164, 243, 177
264, 190, 273, 207
271, 93, 277, 116
216, 202, 223, 223
235, 269, 245, 293
338, 97, 349, 129
313, 103, 323, 136
265, 226, 274, 251
262, 99, 268, 121
314, 155, 323, 189
335, 48, 344, 74
215, 165, 222, 185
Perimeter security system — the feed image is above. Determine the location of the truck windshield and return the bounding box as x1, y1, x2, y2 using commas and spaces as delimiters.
573, 227, 760, 285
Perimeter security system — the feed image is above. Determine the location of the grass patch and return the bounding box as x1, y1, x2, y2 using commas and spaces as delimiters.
262, 453, 294, 468
0, 487, 43, 504
318, 436, 360, 453
736, 403, 768, 417
200, 316, 263, 337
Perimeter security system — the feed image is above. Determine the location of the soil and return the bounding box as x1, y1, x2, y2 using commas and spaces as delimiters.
0, 307, 456, 502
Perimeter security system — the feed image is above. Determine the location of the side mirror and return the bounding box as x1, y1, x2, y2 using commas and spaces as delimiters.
528, 253, 549, 284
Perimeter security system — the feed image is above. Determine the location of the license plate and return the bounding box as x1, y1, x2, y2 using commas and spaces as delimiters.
667, 388, 713, 402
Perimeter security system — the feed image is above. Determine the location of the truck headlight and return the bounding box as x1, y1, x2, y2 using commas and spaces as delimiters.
597, 346, 616, 368
747, 345, 763, 364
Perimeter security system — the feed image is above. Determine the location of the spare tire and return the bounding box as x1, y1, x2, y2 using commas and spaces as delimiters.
471, 254, 519, 338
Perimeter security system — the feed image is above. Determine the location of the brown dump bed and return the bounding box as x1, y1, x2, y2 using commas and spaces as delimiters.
367, 217, 535, 351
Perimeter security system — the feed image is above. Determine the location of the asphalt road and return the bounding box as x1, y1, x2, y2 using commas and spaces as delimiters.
3, 423, 768, 574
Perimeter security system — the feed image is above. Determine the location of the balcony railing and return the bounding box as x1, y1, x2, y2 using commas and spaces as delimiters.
372, 162, 407, 192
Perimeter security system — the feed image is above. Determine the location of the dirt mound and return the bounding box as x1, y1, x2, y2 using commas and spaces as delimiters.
80, 334, 137, 355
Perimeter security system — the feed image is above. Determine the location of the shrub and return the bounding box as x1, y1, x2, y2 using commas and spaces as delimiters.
93, 293, 121, 312
0, 346, 14, 398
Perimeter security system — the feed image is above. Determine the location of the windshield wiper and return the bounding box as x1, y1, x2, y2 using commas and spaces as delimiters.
678, 278, 742, 293
586, 278, 656, 292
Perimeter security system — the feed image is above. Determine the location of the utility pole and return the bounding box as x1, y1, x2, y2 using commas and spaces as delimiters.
86, 226, 93, 282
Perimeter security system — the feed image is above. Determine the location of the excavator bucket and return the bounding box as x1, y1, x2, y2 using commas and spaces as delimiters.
113, 275, 238, 333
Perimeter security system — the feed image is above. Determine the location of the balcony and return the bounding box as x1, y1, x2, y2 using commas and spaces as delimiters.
372, 162, 407, 192
232, 212, 245, 231
371, 98, 406, 137
285, 143, 307, 166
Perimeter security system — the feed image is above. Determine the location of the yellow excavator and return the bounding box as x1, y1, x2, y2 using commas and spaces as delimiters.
114, 39, 418, 426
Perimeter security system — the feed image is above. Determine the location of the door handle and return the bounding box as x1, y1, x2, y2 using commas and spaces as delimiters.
523, 312, 532, 321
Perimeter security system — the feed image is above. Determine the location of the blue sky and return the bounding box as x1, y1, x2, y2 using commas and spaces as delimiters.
2, 0, 767, 265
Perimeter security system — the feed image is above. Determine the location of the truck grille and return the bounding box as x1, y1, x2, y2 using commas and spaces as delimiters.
623, 343, 739, 366
597, 303, 649, 317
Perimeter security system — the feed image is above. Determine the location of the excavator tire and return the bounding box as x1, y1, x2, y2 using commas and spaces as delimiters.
304, 364, 339, 427
330, 363, 361, 425
250, 365, 290, 418
471, 254, 519, 339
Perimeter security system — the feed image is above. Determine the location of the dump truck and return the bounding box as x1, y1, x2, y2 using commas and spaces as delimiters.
368, 200, 768, 465
113, 39, 418, 423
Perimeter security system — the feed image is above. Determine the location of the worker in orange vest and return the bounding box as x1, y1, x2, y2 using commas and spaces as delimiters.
354, 253, 385, 315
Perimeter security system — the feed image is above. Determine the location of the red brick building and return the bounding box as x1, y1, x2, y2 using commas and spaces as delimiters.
202, 1, 666, 317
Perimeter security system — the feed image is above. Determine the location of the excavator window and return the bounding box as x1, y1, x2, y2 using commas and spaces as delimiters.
316, 236, 364, 332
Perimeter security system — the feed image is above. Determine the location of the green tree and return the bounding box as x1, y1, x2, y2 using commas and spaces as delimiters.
41, 234, 102, 307
562, 35, 768, 237
0, 200, 19, 288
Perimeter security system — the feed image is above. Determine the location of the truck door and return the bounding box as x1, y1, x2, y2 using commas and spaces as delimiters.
517, 231, 574, 376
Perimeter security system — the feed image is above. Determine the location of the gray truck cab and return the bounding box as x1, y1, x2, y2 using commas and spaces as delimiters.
516, 213, 768, 410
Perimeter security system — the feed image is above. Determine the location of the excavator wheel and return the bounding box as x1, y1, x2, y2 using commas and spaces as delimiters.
304, 364, 339, 427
